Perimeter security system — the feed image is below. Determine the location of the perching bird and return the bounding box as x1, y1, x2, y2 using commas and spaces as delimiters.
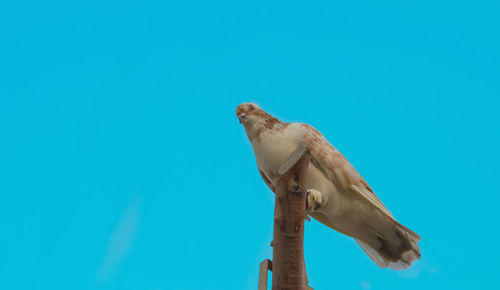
236, 102, 421, 270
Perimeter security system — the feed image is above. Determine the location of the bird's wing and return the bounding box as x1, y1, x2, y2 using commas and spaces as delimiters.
301, 124, 395, 219
301, 124, 421, 269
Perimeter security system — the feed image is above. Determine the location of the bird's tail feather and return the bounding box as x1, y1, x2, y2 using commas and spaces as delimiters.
355, 223, 421, 270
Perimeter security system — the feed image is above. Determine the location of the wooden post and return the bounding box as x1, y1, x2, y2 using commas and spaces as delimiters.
258, 259, 272, 290
271, 146, 310, 290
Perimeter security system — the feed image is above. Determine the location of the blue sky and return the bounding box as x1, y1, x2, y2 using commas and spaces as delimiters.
1, 0, 499, 289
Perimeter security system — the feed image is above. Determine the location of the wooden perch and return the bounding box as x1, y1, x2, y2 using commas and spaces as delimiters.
258, 259, 272, 290
272, 147, 311, 290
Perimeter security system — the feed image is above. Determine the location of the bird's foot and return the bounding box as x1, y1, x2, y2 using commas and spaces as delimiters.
306, 189, 323, 212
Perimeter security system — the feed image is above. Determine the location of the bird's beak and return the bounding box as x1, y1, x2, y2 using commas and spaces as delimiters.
238, 113, 247, 124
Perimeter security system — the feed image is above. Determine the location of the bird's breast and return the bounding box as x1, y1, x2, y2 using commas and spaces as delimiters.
251, 125, 303, 184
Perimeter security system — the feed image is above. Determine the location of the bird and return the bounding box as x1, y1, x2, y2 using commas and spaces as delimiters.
236, 102, 421, 270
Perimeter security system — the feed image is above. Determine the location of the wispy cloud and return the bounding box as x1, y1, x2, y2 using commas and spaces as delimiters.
397, 259, 439, 279
97, 197, 141, 282
360, 280, 372, 289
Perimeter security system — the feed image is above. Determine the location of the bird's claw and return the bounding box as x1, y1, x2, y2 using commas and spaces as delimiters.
306, 189, 323, 212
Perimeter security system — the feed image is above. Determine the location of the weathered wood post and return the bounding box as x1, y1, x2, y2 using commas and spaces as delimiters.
272, 144, 312, 290
258, 259, 272, 290
258, 144, 312, 290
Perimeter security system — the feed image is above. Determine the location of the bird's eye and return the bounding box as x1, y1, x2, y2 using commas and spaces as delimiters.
249, 105, 255, 111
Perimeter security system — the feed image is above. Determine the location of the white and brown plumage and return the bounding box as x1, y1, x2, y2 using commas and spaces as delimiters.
236, 103, 421, 270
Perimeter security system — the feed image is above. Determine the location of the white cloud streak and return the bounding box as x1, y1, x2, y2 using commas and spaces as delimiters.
397, 259, 439, 279
97, 197, 140, 282
360, 280, 372, 289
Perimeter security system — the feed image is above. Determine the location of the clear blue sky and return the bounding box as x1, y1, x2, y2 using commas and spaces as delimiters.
1, 1, 499, 289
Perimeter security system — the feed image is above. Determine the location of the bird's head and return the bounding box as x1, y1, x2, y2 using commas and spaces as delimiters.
235, 103, 263, 125
236, 102, 283, 141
